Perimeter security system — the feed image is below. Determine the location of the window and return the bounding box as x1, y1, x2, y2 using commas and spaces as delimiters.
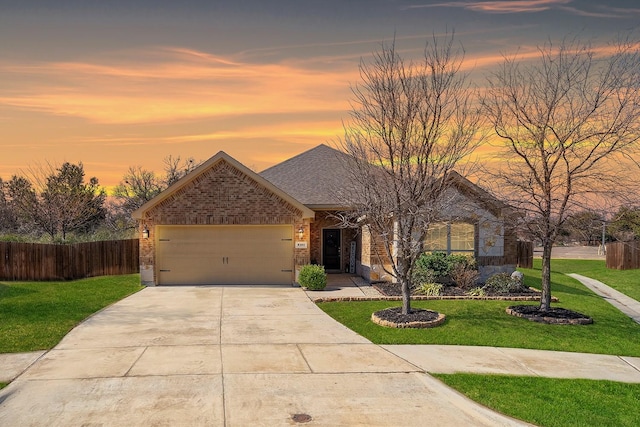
424, 222, 475, 254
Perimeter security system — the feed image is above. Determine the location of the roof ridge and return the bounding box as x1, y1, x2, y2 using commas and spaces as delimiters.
260, 143, 340, 174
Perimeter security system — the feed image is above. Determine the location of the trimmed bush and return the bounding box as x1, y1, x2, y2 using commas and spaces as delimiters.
298, 264, 327, 290
415, 252, 450, 278
413, 252, 478, 286
482, 272, 527, 294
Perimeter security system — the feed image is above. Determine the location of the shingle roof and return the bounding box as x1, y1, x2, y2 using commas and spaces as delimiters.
260, 144, 354, 208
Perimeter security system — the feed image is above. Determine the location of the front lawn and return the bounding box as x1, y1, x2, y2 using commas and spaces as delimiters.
0, 275, 142, 353
318, 262, 640, 355
434, 374, 640, 427
549, 258, 640, 302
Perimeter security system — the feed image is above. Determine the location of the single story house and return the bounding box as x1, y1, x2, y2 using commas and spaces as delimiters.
132, 144, 519, 286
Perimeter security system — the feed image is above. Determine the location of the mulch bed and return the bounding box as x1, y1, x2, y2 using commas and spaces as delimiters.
506, 305, 593, 325
374, 282, 540, 298
368, 284, 590, 327
371, 306, 446, 328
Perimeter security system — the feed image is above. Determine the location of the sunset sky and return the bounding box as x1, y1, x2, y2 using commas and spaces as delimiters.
1, 0, 639, 190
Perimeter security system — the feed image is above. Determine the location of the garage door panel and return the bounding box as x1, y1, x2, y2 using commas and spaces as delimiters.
156, 225, 293, 285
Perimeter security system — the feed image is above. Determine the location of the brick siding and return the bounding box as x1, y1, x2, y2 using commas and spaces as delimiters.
139, 159, 306, 285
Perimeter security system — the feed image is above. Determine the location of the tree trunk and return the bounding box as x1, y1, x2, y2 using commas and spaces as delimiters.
401, 278, 411, 315
398, 253, 412, 315
539, 242, 553, 311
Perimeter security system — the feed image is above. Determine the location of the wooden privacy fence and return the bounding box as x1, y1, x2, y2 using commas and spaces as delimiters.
0, 239, 139, 281
606, 241, 640, 270
516, 240, 533, 269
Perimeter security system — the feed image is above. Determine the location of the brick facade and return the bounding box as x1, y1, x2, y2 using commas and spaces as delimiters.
137, 158, 310, 285
135, 148, 519, 286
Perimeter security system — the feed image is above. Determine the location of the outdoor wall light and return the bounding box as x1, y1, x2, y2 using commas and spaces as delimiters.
298, 226, 304, 239
142, 226, 149, 239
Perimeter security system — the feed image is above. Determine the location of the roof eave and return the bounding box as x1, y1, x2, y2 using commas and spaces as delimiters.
306, 204, 353, 211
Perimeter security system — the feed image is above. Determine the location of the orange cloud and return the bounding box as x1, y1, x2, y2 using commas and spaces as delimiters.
406, 0, 572, 13
0, 47, 356, 124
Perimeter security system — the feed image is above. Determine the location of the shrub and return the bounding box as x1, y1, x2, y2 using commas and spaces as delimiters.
298, 264, 327, 290
450, 263, 480, 290
482, 272, 527, 294
411, 267, 437, 290
467, 286, 486, 297
448, 254, 477, 270
416, 282, 443, 296
413, 252, 478, 286
415, 252, 450, 277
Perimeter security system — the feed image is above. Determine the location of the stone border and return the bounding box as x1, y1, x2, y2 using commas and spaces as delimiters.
505, 307, 593, 325
371, 309, 446, 329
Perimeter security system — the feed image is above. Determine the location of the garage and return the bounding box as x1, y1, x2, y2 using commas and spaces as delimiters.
132, 152, 314, 286
156, 225, 294, 285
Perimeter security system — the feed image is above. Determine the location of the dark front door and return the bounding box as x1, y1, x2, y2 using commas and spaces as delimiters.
322, 229, 342, 271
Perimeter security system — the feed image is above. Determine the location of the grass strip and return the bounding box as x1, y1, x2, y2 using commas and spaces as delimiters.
434, 373, 640, 427
0, 275, 142, 353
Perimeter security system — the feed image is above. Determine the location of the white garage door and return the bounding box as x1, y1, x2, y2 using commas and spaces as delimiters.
156, 225, 294, 285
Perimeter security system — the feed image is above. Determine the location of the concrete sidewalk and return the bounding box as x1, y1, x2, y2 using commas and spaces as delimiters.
384, 345, 640, 383
568, 273, 640, 324
0, 351, 45, 383
0, 286, 529, 427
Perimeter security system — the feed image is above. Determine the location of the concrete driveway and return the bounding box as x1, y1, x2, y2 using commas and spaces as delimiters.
0, 286, 528, 426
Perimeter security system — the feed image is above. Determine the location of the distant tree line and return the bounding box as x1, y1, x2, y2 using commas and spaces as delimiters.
539, 208, 640, 246
0, 155, 199, 243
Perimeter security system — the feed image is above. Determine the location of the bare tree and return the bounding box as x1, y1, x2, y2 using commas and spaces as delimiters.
162, 155, 200, 188
110, 156, 200, 231
338, 33, 484, 314
482, 35, 640, 311
111, 166, 163, 230
6, 162, 106, 241
562, 210, 604, 245
0, 178, 19, 234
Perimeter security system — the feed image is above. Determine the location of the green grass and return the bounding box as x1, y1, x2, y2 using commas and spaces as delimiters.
547, 258, 640, 301
0, 275, 142, 353
434, 374, 640, 427
0, 382, 6, 390
318, 262, 640, 355
319, 259, 640, 424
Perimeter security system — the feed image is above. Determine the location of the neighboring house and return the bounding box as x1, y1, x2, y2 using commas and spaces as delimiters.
132, 144, 518, 286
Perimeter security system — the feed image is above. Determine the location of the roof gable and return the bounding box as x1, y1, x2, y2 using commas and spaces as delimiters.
132, 151, 315, 220
446, 171, 511, 218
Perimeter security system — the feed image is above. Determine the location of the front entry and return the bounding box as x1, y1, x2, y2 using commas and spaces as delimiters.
322, 229, 342, 271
